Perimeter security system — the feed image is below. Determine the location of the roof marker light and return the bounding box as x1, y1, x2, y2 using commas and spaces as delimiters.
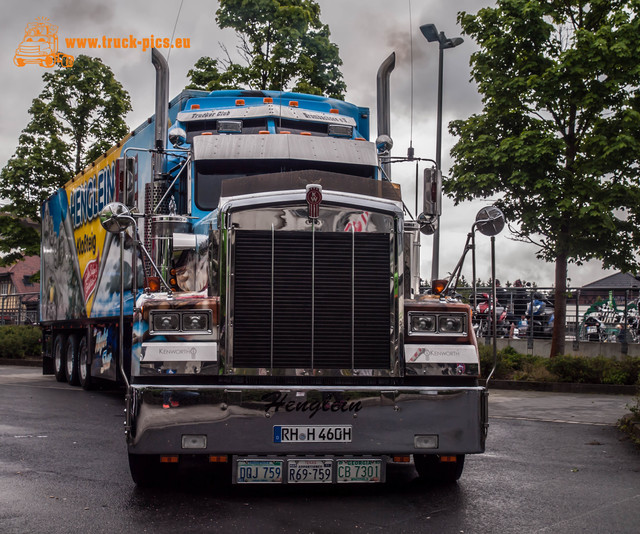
264, 97, 273, 103
289, 101, 299, 107
330, 108, 339, 114
235, 99, 245, 106
190, 104, 200, 110
259, 130, 270, 135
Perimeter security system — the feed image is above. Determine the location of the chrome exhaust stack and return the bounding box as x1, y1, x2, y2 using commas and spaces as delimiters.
376, 52, 395, 180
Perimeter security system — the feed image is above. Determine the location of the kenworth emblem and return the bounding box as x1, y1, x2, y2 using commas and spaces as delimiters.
306, 184, 322, 219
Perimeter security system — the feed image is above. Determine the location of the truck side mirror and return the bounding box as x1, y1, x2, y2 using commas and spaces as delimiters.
99, 202, 136, 234
115, 157, 137, 208
422, 167, 441, 218
417, 167, 441, 235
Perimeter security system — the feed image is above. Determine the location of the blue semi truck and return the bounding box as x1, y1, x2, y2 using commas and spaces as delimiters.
41, 49, 487, 486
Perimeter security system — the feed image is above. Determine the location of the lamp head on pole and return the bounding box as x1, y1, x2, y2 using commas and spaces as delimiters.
420, 23, 464, 49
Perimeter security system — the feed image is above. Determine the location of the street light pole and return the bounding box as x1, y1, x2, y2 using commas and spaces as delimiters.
420, 24, 463, 282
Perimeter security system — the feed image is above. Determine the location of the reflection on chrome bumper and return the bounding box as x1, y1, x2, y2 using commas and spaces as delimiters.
128, 385, 487, 455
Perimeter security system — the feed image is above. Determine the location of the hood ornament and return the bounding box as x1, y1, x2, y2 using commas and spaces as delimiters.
306, 184, 322, 220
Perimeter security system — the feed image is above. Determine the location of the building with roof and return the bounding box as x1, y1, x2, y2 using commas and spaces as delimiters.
0, 255, 40, 324
578, 272, 640, 307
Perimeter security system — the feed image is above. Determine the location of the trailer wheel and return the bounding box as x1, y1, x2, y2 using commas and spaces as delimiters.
78, 336, 94, 390
414, 454, 465, 484
128, 454, 161, 487
65, 335, 80, 386
53, 334, 67, 382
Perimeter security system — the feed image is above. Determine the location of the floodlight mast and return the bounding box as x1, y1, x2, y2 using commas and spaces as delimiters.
420, 23, 463, 281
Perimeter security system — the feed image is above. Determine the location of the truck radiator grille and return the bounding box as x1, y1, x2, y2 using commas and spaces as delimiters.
233, 230, 391, 369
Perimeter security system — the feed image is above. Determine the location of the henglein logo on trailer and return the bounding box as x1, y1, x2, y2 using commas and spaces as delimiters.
14, 18, 75, 68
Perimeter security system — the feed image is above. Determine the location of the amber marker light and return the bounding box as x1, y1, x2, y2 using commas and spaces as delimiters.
190, 104, 200, 110
147, 277, 161, 292
432, 279, 448, 295
235, 99, 245, 106
263, 97, 273, 103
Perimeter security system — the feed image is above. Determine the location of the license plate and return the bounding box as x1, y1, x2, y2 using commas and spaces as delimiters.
236, 459, 283, 484
287, 459, 333, 483
273, 425, 352, 443
336, 459, 383, 483
587, 326, 597, 334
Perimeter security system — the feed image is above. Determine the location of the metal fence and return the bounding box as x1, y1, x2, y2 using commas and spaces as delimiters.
0, 292, 39, 325
462, 285, 640, 344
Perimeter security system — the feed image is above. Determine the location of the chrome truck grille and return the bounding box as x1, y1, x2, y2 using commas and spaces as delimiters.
232, 230, 391, 369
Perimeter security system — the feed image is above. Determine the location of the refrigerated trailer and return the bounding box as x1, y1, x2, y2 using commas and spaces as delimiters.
41, 49, 488, 486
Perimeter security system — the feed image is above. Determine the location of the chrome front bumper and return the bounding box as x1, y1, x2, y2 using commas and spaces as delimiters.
127, 384, 488, 455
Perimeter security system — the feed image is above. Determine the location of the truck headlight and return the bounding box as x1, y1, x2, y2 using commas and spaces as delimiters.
438, 314, 465, 334
409, 313, 436, 334
152, 312, 180, 332
182, 311, 211, 332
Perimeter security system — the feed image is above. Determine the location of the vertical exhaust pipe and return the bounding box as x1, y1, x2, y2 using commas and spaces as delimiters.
150, 49, 172, 278
152, 48, 169, 180
376, 52, 395, 180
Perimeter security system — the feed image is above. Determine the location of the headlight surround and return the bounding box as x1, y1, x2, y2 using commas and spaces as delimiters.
408, 312, 467, 336
150, 309, 212, 335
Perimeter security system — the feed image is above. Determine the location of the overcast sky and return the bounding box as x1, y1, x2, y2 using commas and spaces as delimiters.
1, 0, 618, 287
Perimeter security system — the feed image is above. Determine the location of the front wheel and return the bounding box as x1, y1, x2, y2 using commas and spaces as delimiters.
414, 454, 465, 484
129, 454, 161, 487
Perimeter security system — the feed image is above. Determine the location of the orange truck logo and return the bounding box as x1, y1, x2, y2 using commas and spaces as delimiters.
14, 17, 74, 68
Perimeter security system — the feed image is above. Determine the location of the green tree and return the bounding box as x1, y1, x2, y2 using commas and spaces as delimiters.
447, 0, 640, 355
0, 55, 131, 265
187, 0, 346, 99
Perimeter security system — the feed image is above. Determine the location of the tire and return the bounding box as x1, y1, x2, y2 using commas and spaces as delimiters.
65, 335, 80, 386
128, 454, 161, 487
53, 334, 67, 382
78, 336, 94, 390
414, 454, 465, 484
